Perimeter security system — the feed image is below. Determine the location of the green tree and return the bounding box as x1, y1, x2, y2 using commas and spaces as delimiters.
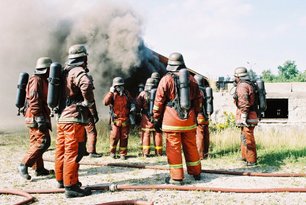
261, 69, 275, 82
278, 60, 299, 80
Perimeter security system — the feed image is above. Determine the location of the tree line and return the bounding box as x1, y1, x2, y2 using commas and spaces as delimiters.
250, 60, 306, 82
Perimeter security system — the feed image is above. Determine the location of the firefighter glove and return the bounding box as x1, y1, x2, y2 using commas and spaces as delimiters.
241, 113, 249, 127
35, 116, 48, 131
110, 86, 115, 93
153, 119, 162, 133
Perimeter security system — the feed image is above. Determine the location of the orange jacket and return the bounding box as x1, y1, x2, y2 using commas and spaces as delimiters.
24, 75, 51, 127
136, 90, 154, 129
58, 66, 96, 124
153, 72, 202, 132
103, 90, 132, 125
234, 81, 258, 125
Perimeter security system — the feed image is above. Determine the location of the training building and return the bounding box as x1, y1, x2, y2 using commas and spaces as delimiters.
211, 82, 306, 126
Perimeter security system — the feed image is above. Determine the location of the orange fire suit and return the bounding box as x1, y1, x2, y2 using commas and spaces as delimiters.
55, 66, 97, 187
196, 113, 210, 160
85, 117, 98, 154
234, 80, 259, 163
103, 90, 132, 157
22, 74, 51, 171
136, 90, 163, 156
153, 72, 202, 180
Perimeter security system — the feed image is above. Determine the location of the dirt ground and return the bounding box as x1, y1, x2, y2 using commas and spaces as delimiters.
0, 135, 305, 205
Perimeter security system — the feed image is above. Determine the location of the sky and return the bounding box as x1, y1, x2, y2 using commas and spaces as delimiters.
1, 0, 306, 130
127, 0, 306, 79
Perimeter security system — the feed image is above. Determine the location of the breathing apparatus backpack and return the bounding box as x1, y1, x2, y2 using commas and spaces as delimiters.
234, 78, 267, 119
166, 68, 191, 119
47, 62, 63, 117
15, 72, 29, 116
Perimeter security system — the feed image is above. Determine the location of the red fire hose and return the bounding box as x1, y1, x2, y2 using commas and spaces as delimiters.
44, 159, 306, 178
2, 183, 306, 205
0, 189, 35, 205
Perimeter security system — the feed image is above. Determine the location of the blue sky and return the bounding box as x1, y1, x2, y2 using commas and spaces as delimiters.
125, 0, 306, 78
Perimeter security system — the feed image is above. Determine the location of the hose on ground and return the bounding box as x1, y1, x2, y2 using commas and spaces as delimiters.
44, 159, 306, 178
0, 189, 35, 205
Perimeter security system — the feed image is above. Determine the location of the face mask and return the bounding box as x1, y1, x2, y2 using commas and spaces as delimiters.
116, 86, 124, 95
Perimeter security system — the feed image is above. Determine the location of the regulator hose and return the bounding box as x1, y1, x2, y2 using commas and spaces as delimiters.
44, 159, 306, 178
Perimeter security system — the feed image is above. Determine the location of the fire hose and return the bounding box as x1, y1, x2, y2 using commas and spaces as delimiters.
2, 183, 306, 205
44, 159, 306, 178
1, 160, 305, 205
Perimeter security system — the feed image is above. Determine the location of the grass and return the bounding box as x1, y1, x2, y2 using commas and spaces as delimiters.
1, 120, 305, 171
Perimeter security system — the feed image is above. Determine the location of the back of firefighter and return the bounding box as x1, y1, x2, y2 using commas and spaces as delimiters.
194, 75, 210, 160
19, 57, 53, 180
136, 78, 162, 157
153, 52, 202, 185
103, 77, 134, 160
55, 44, 98, 198
233, 67, 258, 166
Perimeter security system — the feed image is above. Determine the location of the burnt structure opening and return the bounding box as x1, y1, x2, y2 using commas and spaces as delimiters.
263, 98, 288, 119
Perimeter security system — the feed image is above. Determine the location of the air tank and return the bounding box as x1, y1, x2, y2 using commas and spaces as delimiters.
179, 68, 191, 110
15, 72, 29, 115
47, 62, 62, 115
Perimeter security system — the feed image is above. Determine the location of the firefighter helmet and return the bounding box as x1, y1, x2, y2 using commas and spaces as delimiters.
112, 77, 124, 87
234, 67, 248, 77
68, 44, 88, 59
166, 52, 185, 71
151, 72, 160, 80
145, 78, 155, 91
35, 57, 52, 74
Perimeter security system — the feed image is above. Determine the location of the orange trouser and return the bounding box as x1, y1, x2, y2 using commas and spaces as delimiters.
240, 126, 257, 163
165, 131, 201, 180
55, 123, 85, 187
142, 130, 163, 156
85, 119, 97, 153
110, 124, 129, 156
22, 127, 50, 170
196, 125, 210, 160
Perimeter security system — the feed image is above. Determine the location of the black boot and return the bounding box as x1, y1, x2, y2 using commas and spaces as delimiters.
57, 181, 82, 189
35, 168, 54, 176
193, 174, 201, 181
89, 152, 102, 158
18, 164, 31, 180
65, 184, 92, 198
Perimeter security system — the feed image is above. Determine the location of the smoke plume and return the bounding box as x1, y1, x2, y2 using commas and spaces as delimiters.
0, 0, 165, 130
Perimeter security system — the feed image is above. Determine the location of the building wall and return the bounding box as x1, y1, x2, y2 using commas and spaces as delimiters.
211, 82, 306, 125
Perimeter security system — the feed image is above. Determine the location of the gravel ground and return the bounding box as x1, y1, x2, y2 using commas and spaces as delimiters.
0, 142, 305, 205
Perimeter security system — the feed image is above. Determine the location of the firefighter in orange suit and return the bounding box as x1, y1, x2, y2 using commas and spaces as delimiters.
84, 75, 101, 158
153, 52, 202, 185
136, 78, 163, 157
194, 75, 210, 160
233, 67, 258, 166
103, 77, 134, 160
19, 57, 53, 180
55, 44, 98, 198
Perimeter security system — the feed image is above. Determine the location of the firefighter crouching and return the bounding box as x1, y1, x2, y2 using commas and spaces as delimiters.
194, 75, 210, 160
103, 77, 135, 160
233, 67, 258, 166
136, 78, 163, 157
19, 57, 53, 180
153, 52, 202, 185
55, 44, 98, 198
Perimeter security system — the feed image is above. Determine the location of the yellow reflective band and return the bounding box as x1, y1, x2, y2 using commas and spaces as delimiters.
119, 147, 127, 151
186, 160, 201, 167
153, 105, 159, 111
162, 124, 197, 131
142, 145, 150, 149
141, 128, 155, 131
169, 164, 183, 169
155, 146, 162, 150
